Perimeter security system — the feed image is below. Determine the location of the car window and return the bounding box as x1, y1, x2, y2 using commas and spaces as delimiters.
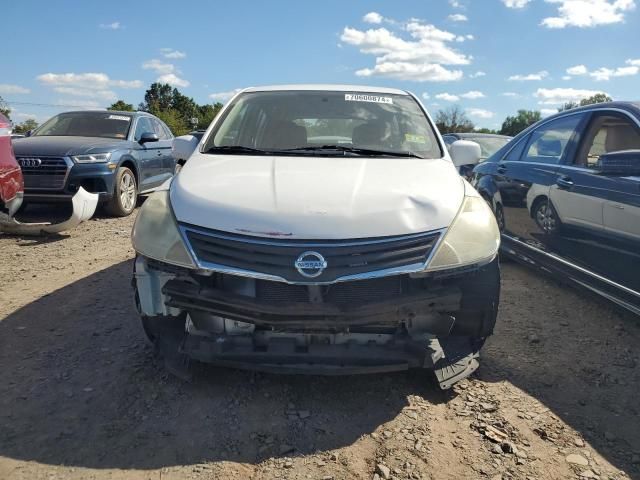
33, 112, 132, 139
522, 114, 583, 164
502, 134, 529, 162
576, 114, 640, 168
134, 117, 154, 141
205, 91, 442, 159
150, 118, 170, 140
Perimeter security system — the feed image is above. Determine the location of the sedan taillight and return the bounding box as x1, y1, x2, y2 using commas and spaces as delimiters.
0, 121, 11, 137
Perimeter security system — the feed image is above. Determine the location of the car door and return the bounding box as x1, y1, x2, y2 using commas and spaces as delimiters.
150, 117, 175, 180
497, 113, 586, 249
133, 116, 163, 190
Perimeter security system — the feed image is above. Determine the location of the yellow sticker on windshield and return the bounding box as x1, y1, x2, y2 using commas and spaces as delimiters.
405, 133, 426, 143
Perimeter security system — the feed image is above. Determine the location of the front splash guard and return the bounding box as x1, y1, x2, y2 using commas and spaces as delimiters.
0, 187, 98, 235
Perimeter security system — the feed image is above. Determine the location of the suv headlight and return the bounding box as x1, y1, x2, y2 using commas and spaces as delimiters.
131, 190, 196, 268
72, 153, 112, 163
426, 195, 500, 271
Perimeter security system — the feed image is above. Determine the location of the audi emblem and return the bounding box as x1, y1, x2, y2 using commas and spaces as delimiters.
19, 158, 42, 168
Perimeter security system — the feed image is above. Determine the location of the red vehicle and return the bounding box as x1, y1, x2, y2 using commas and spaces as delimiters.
0, 113, 24, 218
0, 113, 98, 235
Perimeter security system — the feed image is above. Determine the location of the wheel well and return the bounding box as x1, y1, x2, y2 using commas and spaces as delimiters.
530, 195, 548, 219
120, 159, 138, 184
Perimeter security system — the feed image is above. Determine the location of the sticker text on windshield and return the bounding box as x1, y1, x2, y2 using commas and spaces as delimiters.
345, 94, 393, 105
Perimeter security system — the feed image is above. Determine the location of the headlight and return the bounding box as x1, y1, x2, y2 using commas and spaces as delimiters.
426, 195, 500, 271
72, 153, 112, 163
131, 190, 196, 268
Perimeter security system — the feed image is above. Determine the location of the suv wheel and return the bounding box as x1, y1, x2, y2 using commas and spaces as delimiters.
533, 199, 561, 235
105, 167, 137, 217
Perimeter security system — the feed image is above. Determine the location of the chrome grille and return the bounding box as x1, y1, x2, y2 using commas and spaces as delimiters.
17, 156, 69, 190
182, 226, 442, 283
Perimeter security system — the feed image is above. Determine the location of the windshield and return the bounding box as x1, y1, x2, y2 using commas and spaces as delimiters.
467, 136, 511, 159
204, 91, 442, 158
34, 112, 132, 139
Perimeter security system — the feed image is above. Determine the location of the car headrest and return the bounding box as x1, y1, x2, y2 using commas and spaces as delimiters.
352, 122, 386, 148
605, 125, 640, 153
261, 121, 307, 150
537, 139, 562, 157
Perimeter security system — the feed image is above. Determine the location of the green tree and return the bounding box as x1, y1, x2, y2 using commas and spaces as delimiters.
155, 108, 189, 136
108, 100, 135, 111
140, 83, 174, 113
500, 110, 541, 136
475, 127, 498, 134
196, 102, 223, 130
0, 96, 11, 118
558, 93, 612, 112
435, 105, 475, 134
13, 118, 39, 134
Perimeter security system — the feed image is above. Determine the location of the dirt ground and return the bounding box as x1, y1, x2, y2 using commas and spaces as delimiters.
1, 205, 639, 480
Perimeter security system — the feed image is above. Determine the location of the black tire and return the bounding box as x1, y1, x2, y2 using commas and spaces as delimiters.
532, 198, 561, 235
105, 167, 137, 217
494, 203, 506, 232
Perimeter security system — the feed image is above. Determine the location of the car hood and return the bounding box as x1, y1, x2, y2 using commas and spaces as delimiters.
12, 136, 129, 157
171, 153, 464, 239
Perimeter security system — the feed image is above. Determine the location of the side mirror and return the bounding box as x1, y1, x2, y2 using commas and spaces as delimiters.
450, 140, 482, 168
172, 135, 199, 161
25, 130, 33, 137
139, 132, 159, 144
596, 150, 640, 176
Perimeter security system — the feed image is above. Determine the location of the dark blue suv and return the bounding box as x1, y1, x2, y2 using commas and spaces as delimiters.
12, 110, 175, 216
473, 101, 640, 315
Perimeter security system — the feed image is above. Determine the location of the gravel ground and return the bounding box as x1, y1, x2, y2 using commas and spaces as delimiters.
0, 205, 639, 480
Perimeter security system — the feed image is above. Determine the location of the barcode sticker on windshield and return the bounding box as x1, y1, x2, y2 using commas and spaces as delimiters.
345, 94, 393, 105
108, 115, 130, 121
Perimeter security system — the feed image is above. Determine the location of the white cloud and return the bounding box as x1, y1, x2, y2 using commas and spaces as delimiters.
535, 87, 609, 104
449, 0, 463, 7
161, 48, 186, 59
502, 92, 519, 97
340, 20, 471, 82
541, 108, 559, 116
567, 64, 588, 75
502, 0, 532, 7
565, 60, 640, 81
12, 111, 39, 121
562, 75, 573, 80
470, 71, 486, 78
422, 93, 430, 99
541, 0, 636, 28
157, 73, 190, 88
0, 84, 30, 94
53, 87, 117, 100
363, 12, 384, 24
99, 21, 122, 30
436, 93, 460, 101
448, 14, 468, 21
508, 70, 549, 81
142, 59, 176, 75
460, 90, 485, 99
209, 88, 243, 102
37, 73, 142, 93
467, 108, 495, 118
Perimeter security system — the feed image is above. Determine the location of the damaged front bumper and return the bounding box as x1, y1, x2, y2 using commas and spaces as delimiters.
133, 256, 500, 388
0, 187, 98, 235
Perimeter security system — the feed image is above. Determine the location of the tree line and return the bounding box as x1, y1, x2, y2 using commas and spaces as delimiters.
1, 90, 613, 137
0, 83, 224, 136
435, 93, 612, 136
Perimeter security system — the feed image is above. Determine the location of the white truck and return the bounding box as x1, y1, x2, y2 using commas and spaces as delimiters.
131, 85, 499, 389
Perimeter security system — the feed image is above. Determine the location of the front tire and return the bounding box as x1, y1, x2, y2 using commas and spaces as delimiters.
105, 167, 137, 217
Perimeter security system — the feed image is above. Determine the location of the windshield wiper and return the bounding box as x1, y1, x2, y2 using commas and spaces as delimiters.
279, 145, 423, 158
205, 145, 274, 155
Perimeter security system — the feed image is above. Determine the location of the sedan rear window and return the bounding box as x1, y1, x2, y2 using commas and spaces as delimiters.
204, 91, 441, 159
34, 112, 132, 139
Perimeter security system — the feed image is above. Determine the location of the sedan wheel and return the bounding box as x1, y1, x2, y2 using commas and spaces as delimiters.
105, 167, 138, 217
535, 200, 559, 234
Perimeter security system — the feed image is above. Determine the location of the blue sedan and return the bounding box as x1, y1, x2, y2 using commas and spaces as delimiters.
12, 110, 175, 216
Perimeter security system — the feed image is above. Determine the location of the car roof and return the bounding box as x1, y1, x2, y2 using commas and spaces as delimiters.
58, 110, 145, 117
242, 84, 409, 95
